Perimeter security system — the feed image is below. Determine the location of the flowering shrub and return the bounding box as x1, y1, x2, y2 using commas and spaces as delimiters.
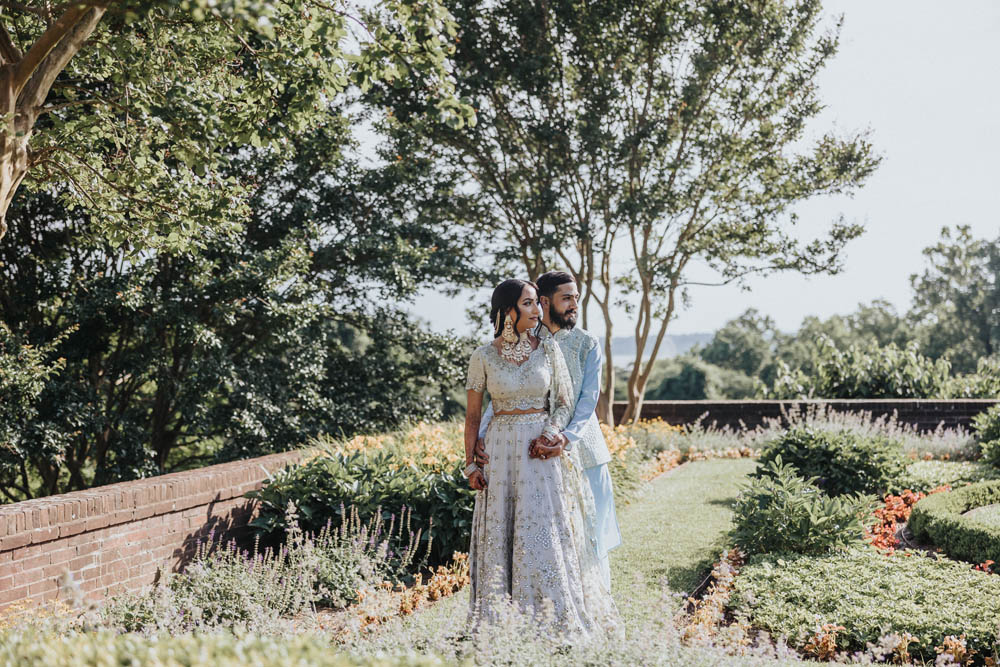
99, 503, 433, 635
866, 486, 950, 553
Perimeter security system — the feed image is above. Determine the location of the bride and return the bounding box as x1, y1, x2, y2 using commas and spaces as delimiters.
463, 278, 618, 638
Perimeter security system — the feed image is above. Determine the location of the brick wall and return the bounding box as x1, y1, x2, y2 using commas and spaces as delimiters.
0, 450, 302, 611
612, 399, 1000, 431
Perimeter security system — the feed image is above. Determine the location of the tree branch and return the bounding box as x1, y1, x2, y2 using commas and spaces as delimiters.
0, 20, 22, 65
16, 3, 105, 109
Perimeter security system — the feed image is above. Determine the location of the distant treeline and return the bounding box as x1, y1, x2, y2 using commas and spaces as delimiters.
618, 226, 1000, 401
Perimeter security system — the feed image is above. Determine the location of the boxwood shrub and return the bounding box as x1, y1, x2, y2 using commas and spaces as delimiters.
908, 479, 1000, 563
757, 426, 906, 497
730, 548, 1000, 662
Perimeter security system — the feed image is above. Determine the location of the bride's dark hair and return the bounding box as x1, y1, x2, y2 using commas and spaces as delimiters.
490, 279, 538, 339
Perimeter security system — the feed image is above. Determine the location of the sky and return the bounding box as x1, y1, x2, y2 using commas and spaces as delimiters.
408, 0, 1000, 339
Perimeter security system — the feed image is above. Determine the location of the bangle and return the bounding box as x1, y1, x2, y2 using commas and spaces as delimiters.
463, 462, 480, 478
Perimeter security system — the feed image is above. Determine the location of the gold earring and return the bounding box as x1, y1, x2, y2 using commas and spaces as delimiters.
502, 313, 518, 343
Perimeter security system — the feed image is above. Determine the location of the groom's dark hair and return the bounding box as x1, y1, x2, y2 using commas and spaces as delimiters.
536, 271, 576, 299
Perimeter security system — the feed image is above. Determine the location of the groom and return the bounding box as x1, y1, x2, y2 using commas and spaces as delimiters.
474, 270, 622, 588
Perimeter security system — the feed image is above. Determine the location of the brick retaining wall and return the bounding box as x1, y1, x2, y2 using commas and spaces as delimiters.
612, 399, 1000, 431
0, 450, 302, 611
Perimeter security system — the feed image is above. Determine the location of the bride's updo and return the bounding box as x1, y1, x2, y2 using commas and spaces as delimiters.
489, 279, 538, 338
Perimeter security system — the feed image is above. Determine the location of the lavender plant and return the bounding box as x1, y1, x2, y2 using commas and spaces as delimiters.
99, 502, 432, 634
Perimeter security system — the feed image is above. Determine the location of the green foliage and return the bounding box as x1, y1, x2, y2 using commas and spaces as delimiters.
643, 355, 758, 401
908, 480, 1000, 564
758, 426, 907, 497
731, 458, 874, 556
900, 460, 1000, 494
730, 548, 1000, 662
6, 0, 473, 250
0, 325, 67, 502
607, 445, 641, 508
0, 123, 477, 501
102, 504, 428, 633
973, 404, 1000, 467
908, 226, 1000, 375
943, 357, 1000, 398
699, 309, 777, 378
247, 444, 474, 566
770, 336, 951, 399
0, 631, 445, 667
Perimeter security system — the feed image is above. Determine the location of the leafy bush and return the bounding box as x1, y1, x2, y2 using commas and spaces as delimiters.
899, 460, 1000, 494
908, 480, 1000, 564
973, 404, 1000, 468
732, 458, 875, 556
944, 357, 1000, 398
758, 426, 907, 497
730, 548, 1000, 662
770, 336, 951, 399
248, 425, 475, 566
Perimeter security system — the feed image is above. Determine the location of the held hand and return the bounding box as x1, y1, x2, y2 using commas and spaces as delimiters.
528, 435, 549, 459
468, 469, 487, 491
533, 442, 564, 460
529, 433, 567, 459
474, 437, 489, 466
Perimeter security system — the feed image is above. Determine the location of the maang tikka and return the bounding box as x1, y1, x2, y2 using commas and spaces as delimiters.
499, 313, 532, 362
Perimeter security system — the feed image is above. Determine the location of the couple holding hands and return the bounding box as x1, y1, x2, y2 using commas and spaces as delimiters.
463, 271, 621, 639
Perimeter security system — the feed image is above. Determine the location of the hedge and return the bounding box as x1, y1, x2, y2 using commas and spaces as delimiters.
908, 480, 1000, 564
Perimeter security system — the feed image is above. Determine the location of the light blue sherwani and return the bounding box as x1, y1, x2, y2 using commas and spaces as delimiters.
479, 325, 622, 588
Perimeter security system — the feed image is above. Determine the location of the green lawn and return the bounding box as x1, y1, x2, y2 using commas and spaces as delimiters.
611, 458, 757, 623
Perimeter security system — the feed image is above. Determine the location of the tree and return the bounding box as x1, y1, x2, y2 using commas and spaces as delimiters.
0, 122, 480, 501
908, 225, 1000, 374
0, 0, 472, 246
700, 308, 777, 377
370, 0, 879, 424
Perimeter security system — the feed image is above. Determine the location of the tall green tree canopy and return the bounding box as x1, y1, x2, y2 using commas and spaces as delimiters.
909, 225, 1000, 374
0, 120, 482, 502
0, 0, 473, 247
371, 0, 880, 423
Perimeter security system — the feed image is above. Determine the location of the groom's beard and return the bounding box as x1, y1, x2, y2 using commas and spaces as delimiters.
550, 307, 578, 330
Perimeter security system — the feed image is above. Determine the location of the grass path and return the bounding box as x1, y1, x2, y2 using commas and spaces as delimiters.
383, 458, 758, 632
611, 458, 757, 625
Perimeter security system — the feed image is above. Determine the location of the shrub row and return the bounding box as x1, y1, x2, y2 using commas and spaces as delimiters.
730, 548, 1000, 662
908, 479, 1000, 564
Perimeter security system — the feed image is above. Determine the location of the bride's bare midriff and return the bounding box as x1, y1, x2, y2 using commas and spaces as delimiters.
494, 408, 546, 416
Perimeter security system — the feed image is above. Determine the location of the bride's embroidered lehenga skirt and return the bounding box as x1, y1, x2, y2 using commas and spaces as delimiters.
467, 412, 619, 638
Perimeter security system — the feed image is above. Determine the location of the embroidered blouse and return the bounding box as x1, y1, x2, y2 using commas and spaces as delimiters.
466, 337, 575, 441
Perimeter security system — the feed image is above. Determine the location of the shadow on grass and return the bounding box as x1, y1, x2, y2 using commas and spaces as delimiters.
706, 496, 737, 509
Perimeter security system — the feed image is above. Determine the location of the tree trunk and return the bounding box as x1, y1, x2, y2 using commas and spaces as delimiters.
0, 67, 29, 241
594, 295, 615, 424
0, 6, 107, 241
